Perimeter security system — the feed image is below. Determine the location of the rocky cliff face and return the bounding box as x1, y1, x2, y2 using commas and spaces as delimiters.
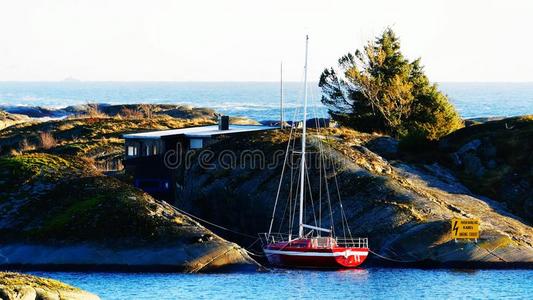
438, 115, 532, 223
176, 126, 533, 267
0, 272, 99, 300
0, 115, 261, 272
0, 153, 258, 272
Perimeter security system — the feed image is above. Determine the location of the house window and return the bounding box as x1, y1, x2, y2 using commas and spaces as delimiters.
127, 146, 138, 157
190, 138, 203, 149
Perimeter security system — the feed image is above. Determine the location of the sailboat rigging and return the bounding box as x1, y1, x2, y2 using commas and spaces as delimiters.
260, 35, 369, 269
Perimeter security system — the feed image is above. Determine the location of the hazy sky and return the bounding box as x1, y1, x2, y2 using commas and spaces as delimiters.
0, 0, 532, 82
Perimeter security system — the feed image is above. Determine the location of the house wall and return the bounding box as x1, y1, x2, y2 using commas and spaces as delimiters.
124, 137, 172, 200
123, 129, 276, 203
124, 138, 165, 159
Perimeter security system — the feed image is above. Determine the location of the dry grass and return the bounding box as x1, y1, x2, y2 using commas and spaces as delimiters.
86, 103, 107, 118
139, 104, 154, 119
57, 122, 79, 131
0, 115, 216, 159
120, 107, 144, 119
39, 132, 57, 150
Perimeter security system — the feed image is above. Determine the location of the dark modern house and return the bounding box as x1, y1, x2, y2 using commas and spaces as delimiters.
123, 116, 276, 200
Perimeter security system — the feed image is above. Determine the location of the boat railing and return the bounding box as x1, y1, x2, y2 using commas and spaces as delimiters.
259, 232, 292, 246
335, 237, 368, 248
259, 233, 368, 248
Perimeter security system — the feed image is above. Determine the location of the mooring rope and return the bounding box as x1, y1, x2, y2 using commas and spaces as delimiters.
165, 201, 495, 265
244, 249, 266, 257
169, 202, 269, 259
368, 249, 420, 263
368, 243, 489, 264
169, 201, 485, 264
168, 203, 257, 239
473, 241, 508, 263
187, 245, 241, 273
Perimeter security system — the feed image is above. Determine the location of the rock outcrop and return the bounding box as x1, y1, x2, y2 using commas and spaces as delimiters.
1, 113, 531, 269
0, 153, 258, 272
0, 272, 99, 300
176, 126, 533, 267
439, 115, 532, 223
0, 106, 65, 118
0, 115, 215, 170
64, 103, 217, 119
1, 104, 217, 120
0, 110, 29, 130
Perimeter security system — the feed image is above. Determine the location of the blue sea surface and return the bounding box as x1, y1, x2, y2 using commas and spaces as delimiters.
31, 268, 533, 300
0, 82, 532, 120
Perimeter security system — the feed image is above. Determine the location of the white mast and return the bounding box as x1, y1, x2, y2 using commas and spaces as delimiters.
298, 35, 309, 238
280, 62, 284, 129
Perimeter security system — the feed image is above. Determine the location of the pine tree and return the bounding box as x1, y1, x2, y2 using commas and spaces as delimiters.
319, 28, 463, 140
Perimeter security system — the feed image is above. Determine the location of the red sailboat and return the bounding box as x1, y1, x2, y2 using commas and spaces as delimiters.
260, 35, 369, 269
263, 235, 368, 268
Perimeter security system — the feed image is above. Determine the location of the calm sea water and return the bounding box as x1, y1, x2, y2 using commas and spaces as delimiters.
31, 268, 533, 300
0, 82, 532, 120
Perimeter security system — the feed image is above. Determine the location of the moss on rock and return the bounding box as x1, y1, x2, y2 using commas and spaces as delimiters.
0, 272, 99, 300
0, 152, 257, 271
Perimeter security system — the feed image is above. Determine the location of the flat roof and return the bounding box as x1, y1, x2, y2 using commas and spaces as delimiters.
123, 124, 276, 140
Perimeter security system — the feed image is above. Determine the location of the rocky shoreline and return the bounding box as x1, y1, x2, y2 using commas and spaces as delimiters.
0, 103, 511, 126
0, 272, 99, 300
0, 103, 216, 119
0, 243, 258, 273
0, 152, 259, 273
0, 104, 259, 125
0, 105, 531, 272
176, 117, 533, 268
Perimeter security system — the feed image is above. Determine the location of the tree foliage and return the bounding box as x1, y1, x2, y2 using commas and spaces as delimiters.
319, 28, 463, 140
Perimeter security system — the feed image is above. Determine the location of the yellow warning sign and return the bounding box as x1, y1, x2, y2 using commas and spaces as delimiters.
451, 218, 480, 239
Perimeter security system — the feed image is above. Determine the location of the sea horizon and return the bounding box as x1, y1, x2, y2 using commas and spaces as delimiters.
1, 81, 531, 120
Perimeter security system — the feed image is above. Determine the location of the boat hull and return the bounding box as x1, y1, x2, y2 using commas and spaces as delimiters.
263, 247, 368, 268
